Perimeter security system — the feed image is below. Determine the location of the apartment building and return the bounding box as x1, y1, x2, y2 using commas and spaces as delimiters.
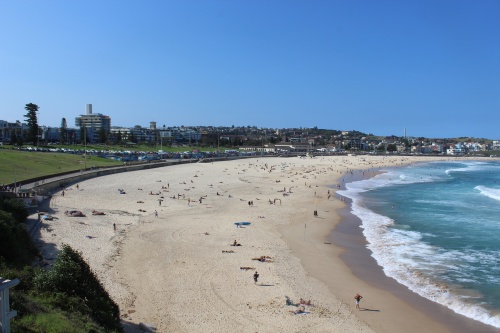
75, 104, 111, 143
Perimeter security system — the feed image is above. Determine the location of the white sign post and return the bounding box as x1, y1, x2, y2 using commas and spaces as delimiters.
0, 278, 20, 333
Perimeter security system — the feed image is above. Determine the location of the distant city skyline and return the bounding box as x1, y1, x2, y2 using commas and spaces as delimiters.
1, 1, 499, 139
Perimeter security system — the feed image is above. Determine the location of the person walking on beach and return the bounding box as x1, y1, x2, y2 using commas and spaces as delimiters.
354, 293, 363, 310
154, 210, 158, 218
253, 271, 259, 284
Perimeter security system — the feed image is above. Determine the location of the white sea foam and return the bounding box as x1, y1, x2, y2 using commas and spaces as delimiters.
445, 161, 497, 175
339, 166, 500, 328
352, 198, 500, 327
475, 186, 500, 202
341, 168, 443, 194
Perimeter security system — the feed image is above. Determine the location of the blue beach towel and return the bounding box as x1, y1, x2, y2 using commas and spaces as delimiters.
234, 222, 251, 226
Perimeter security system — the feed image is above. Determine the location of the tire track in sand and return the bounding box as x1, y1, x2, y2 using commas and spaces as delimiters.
196, 264, 264, 329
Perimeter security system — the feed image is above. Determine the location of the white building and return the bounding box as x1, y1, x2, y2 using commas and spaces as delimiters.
75, 104, 111, 143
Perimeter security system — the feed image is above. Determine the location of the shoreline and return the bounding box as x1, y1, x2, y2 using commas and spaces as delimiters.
31, 155, 498, 333
331, 163, 500, 333
280, 157, 500, 333
277, 162, 448, 333
333, 198, 500, 333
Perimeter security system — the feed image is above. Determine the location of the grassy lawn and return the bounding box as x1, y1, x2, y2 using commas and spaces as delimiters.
0, 149, 122, 185
0, 143, 236, 184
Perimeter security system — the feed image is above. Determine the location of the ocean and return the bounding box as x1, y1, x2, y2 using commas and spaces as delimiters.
338, 160, 500, 328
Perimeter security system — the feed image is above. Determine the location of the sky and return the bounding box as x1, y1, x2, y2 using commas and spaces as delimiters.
1, 0, 499, 139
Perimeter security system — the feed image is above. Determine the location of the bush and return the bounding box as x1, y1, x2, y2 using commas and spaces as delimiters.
0, 210, 38, 265
11, 292, 103, 333
0, 198, 29, 223
34, 245, 122, 332
0, 199, 121, 332
5, 264, 36, 291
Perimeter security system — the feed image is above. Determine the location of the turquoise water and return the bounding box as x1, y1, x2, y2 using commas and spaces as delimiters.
339, 160, 500, 328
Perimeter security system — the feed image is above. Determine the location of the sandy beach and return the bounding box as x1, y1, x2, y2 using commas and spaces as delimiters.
32, 155, 499, 333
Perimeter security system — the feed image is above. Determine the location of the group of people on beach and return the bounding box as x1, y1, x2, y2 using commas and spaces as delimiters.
60, 161, 370, 321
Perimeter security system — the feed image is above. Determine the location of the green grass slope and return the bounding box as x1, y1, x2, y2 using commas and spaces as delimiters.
0, 150, 122, 184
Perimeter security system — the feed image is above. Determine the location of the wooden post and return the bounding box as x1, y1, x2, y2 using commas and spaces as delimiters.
0, 278, 20, 333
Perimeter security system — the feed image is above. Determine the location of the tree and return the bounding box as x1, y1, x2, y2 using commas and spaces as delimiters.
98, 127, 107, 144
19, 129, 25, 146
387, 144, 398, 152
24, 103, 39, 145
11, 131, 18, 146
129, 132, 137, 143
60, 118, 68, 144
0, 198, 37, 265
80, 126, 88, 144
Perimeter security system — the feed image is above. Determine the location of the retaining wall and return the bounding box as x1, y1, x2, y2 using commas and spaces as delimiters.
31, 155, 256, 196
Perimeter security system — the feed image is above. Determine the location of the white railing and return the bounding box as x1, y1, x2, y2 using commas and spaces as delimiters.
0, 278, 19, 333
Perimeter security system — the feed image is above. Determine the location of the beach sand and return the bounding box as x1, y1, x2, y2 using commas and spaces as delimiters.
33, 155, 499, 333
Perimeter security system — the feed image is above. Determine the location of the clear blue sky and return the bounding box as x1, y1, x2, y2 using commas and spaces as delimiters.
1, 0, 499, 139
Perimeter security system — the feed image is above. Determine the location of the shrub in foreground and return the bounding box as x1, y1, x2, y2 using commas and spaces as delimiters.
0, 197, 36, 266
34, 244, 122, 332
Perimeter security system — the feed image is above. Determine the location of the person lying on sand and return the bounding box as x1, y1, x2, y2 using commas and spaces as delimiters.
65, 210, 85, 217
289, 306, 306, 315
252, 256, 273, 262
252, 256, 271, 261
285, 296, 296, 306
299, 298, 313, 306
222, 250, 234, 253
92, 210, 106, 215
240, 267, 255, 271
